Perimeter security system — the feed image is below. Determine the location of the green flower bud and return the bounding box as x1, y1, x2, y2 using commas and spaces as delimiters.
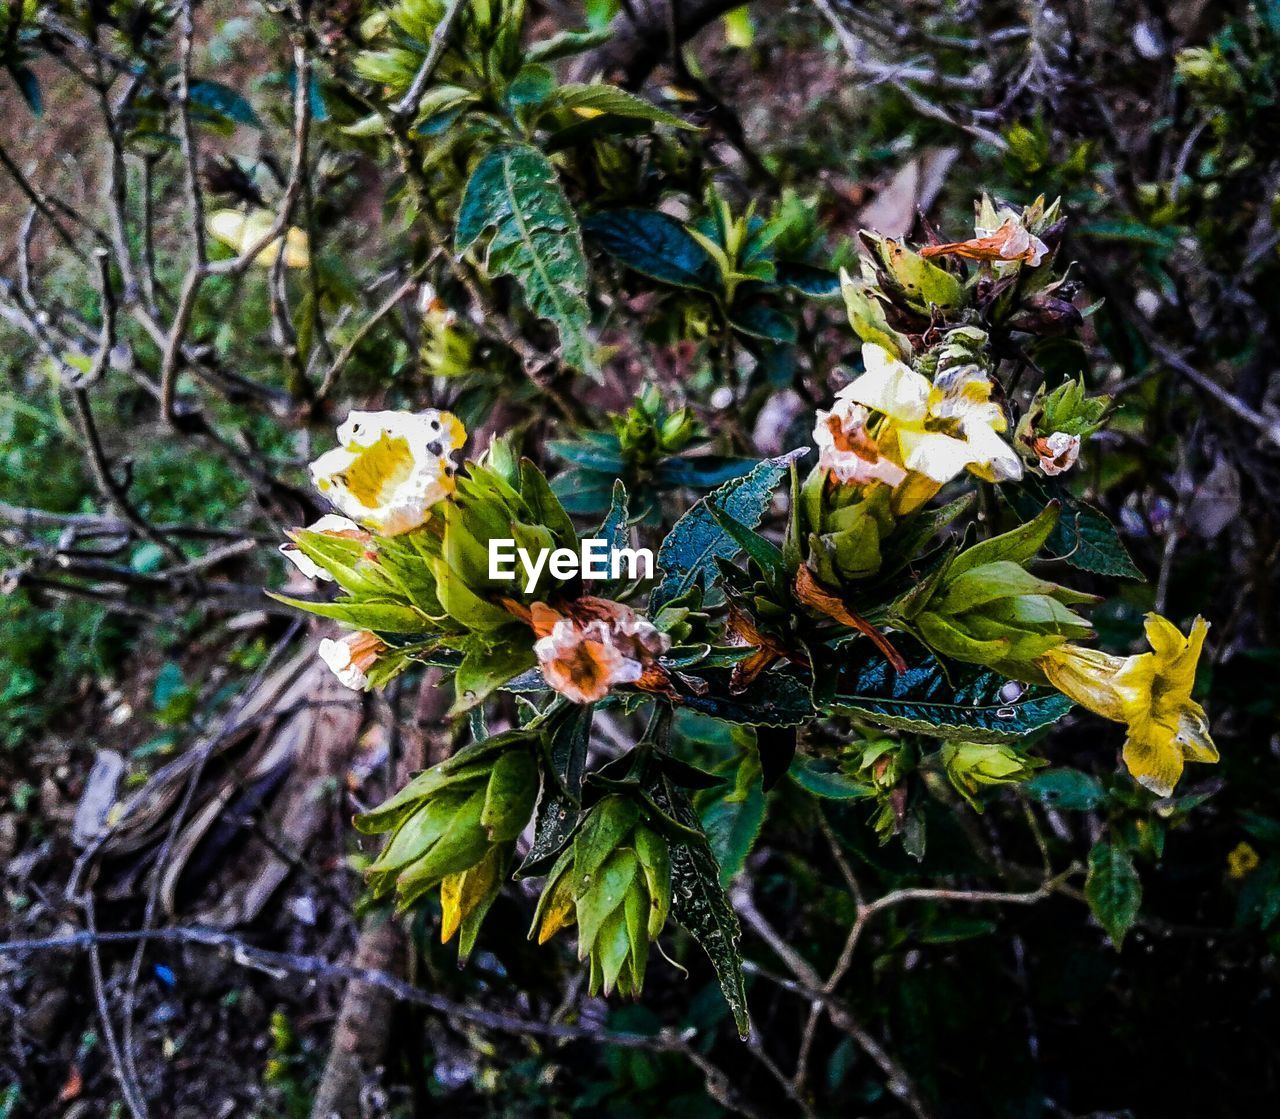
940, 741, 1046, 810
895, 505, 1097, 681
531, 794, 672, 997
356, 733, 539, 948
858, 230, 964, 316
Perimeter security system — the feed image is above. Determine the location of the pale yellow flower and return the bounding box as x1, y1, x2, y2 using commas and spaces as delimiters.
839, 343, 1022, 498
207, 208, 310, 268
531, 598, 670, 705
1036, 614, 1218, 797
310, 410, 465, 536
318, 630, 387, 691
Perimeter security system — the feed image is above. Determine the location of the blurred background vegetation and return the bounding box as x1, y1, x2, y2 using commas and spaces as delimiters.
2, 1, 1279, 1116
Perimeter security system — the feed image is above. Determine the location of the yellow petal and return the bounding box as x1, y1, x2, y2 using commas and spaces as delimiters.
1036, 644, 1132, 723
1122, 721, 1184, 797
1175, 703, 1218, 764
841, 343, 931, 424
896, 428, 977, 483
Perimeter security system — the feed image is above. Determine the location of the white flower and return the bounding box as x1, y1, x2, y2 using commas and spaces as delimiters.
1034, 431, 1082, 476
279, 514, 369, 581
318, 631, 386, 691
531, 598, 670, 705
840, 343, 1022, 486
309, 409, 466, 536
813, 398, 907, 487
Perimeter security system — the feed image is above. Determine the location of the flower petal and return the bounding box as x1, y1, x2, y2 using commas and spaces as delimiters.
840, 343, 931, 424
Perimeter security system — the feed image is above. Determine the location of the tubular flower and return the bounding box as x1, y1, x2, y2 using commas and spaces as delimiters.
310, 409, 466, 536
920, 215, 1048, 268
531, 598, 671, 704
318, 630, 387, 691
280, 514, 371, 581
840, 342, 1022, 505
1035, 614, 1218, 797
1033, 431, 1081, 476
813, 396, 907, 487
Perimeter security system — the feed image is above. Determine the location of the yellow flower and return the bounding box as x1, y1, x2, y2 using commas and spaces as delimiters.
1035, 614, 1218, 797
207, 208, 310, 268
1227, 841, 1260, 880
838, 342, 1022, 510
310, 409, 465, 536
812, 396, 907, 488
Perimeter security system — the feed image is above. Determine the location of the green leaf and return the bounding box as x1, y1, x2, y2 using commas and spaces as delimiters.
456, 144, 595, 375
1085, 841, 1142, 949
584, 209, 718, 291
525, 27, 615, 63
653, 456, 756, 489
729, 303, 798, 343
518, 706, 593, 878
652, 775, 751, 1037
1027, 768, 1105, 810
189, 80, 262, 128
451, 640, 537, 714
816, 637, 1073, 742
698, 767, 766, 885
776, 261, 840, 297
679, 667, 814, 728
651, 450, 806, 612
1005, 477, 1143, 580
267, 593, 434, 634
790, 756, 876, 800
548, 83, 695, 130
550, 469, 616, 514
548, 437, 626, 472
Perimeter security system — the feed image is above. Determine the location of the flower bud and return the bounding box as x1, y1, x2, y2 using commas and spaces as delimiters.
531, 794, 672, 997
940, 741, 1046, 809
356, 734, 539, 951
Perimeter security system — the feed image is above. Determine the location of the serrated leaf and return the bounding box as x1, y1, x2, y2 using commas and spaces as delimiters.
1005, 477, 1143, 579
584, 208, 718, 291
550, 83, 695, 130
679, 667, 814, 727
456, 144, 595, 375
651, 450, 805, 612
816, 637, 1073, 741
699, 772, 766, 885
518, 706, 593, 878
652, 776, 750, 1037
1085, 841, 1142, 949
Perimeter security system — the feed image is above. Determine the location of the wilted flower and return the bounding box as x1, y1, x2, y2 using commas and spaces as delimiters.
318, 630, 386, 690
1036, 614, 1218, 797
310, 409, 465, 536
207, 208, 310, 268
813, 396, 907, 487
921, 196, 1051, 270
531, 597, 670, 704
840, 342, 1022, 509
280, 514, 371, 581
940, 741, 1046, 810
1033, 431, 1081, 476
532, 795, 671, 997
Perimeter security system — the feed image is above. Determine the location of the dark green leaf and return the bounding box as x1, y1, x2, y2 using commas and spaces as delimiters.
652, 776, 750, 1036
456, 144, 595, 375
1004, 476, 1143, 579
1027, 768, 1105, 810
584, 208, 718, 291
1085, 841, 1142, 949
817, 637, 1073, 741
775, 261, 840, 296
548, 438, 626, 472
790, 756, 876, 800
729, 302, 798, 343
651, 449, 806, 612
679, 667, 814, 728
10, 64, 41, 116
518, 706, 592, 878
654, 455, 757, 489
699, 773, 766, 885
549, 83, 694, 130
189, 80, 262, 128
